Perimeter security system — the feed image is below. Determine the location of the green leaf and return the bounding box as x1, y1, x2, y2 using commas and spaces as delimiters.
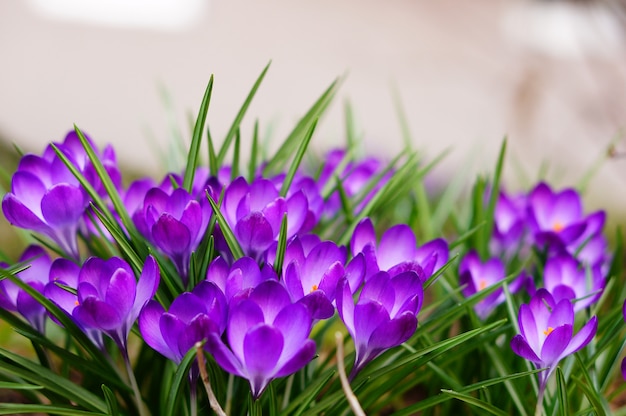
206, 192, 245, 260
571, 375, 608, 416
164, 346, 198, 416
555, 367, 568, 416
0, 349, 108, 413
442, 389, 509, 416
101, 384, 120, 416
248, 120, 260, 181
279, 118, 318, 197
273, 214, 288, 275
183, 75, 214, 192
217, 62, 271, 167
0, 381, 42, 390
263, 78, 339, 176
0, 404, 107, 415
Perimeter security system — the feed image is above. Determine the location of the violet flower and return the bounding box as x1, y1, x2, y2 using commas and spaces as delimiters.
337, 270, 423, 378
350, 218, 448, 282
0, 246, 52, 333
206, 256, 277, 302
216, 176, 309, 260
206, 280, 316, 399
511, 289, 597, 393
527, 182, 602, 251
459, 250, 525, 319
132, 186, 210, 284
317, 149, 392, 217
622, 299, 626, 381
491, 191, 530, 260
543, 254, 604, 312
139, 281, 227, 364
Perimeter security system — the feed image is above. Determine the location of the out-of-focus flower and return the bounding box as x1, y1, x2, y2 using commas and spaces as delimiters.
139, 281, 227, 364
2, 131, 121, 259
459, 250, 526, 319
216, 177, 309, 260
0, 246, 52, 333
511, 289, 597, 389
317, 149, 392, 217
206, 280, 316, 399
350, 218, 448, 282
491, 191, 530, 259
337, 270, 423, 378
527, 183, 602, 250
543, 254, 604, 312
133, 187, 210, 284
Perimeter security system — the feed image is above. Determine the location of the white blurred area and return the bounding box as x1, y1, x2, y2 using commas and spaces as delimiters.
1, 0, 625, 216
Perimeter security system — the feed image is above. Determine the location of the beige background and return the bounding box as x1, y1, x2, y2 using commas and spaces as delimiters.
1, 0, 625, 220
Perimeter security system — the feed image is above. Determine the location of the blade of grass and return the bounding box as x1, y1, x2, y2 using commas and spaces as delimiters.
183, 75, 214, 192
217, 62, 271, 167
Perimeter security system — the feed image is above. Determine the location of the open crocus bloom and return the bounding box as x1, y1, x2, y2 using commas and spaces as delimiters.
206, 280, 316, 399
511, 289, 597, 388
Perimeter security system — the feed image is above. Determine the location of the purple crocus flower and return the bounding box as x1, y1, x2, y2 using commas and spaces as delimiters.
527, 182, 602, 250
57, 255, 160, 351
132, 187, 210, 284
206, 256, 277, 302
511, 289, 597, 390
622, 299, 626, 381
543, 254, 604, 312
337, 270, 423, 378
206, 280, 316, 399
350, 218, 448, 282
216, 176, 309, 260
0, 246, 52, 333
139, 281, 227, 364
282, 238, 347, 319
317, 149, 392, 217
459, 250, 526, 319
491, 191, 530, 260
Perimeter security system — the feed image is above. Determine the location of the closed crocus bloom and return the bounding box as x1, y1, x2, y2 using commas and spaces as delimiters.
350, 218, 448, 282
511, 289, 597, 390
527, 182, 602, 250
337, 270, 423, 379
206, 280, 316, 399
0, 246, 52, 333
73, 256, 160, 350
216, 176, 309, 261
543, 254, 604, 312
139, 281, 227, 364
133, 187, 210, 284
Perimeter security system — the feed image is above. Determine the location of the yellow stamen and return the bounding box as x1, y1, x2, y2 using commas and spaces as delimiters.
543, 327, 554, 336
311, 284, 318, 292
553, 221, 564, 232
478, 279, 487, 291
74, 300, 80, 307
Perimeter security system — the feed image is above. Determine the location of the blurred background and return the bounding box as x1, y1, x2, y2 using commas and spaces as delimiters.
1, 0, 626, 249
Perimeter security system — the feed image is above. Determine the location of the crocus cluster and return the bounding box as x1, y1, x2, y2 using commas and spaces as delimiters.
0, 129, 452, 404
457, 182, 609, 397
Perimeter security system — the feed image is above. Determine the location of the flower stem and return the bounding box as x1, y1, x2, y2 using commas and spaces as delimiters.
195, 342, 227, 416
335, 332, 365, 416
122, 349, 148, 416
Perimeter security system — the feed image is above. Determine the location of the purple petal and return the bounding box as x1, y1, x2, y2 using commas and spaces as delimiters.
272, 303, 312, 359
298, 291, 334, 320
547, 300, 574, 329
354, 301, 390, 345
168, 293, 208, 323
249, 280, 292, 323
41, 184, 87, 227
360, 272, 395, 309
345, 253, 365, 293
274, 339, 316, 378
511, 335, 541, 364
284, 262, 305, 300
368, 312, 417, 351
11, 171, 47, 215
336, 278, 355, 332
222, 177, 249, 225
2, 194, 49, 232
205, 332, 243, 376
377, 225, 416, 270
351, 218, 376, 256
244, 324, 283, 397
131, 256, 160, 319
235, 213, 275, 256
285, 191, 308, 236
104, 269, 136, 320
152, 214, 192, 255
166, 188, 192, 219
138, 301, 177, 362
74, 297, 122, 331
561, 316, 597, 357
227, 300, 264, 361
518, 304, 539, 353
540, 324, 572, 365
